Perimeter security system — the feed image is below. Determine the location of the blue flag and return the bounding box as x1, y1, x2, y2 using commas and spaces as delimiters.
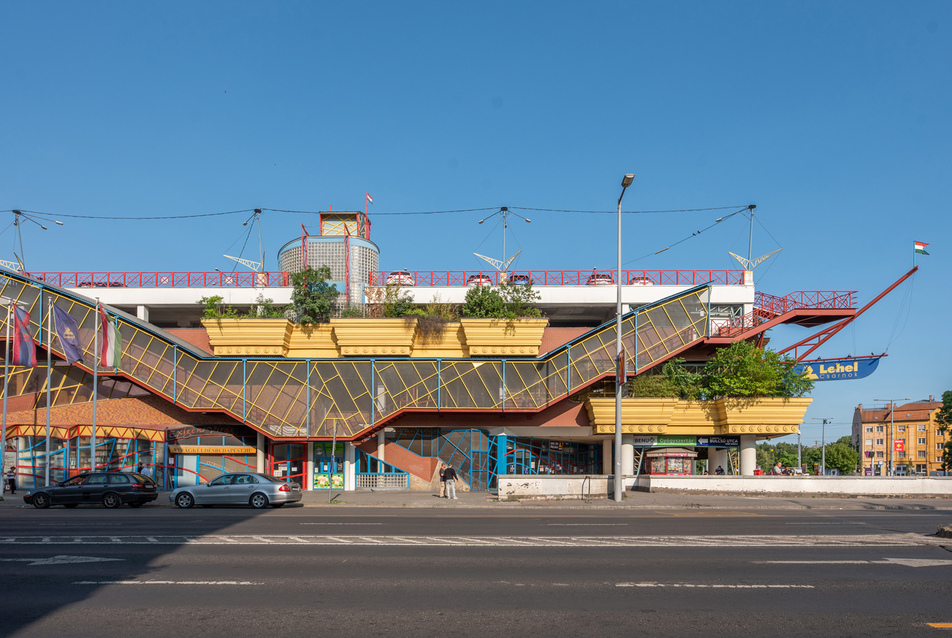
51, 303, 84, 365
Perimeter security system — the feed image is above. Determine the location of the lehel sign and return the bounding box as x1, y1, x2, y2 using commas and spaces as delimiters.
167, 445, 257, 455
894, 439, 905, 452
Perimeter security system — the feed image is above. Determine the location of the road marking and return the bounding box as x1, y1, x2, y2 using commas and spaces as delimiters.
73, 580, 261, 586
617, 582, 814, 589
759, 558, 952, 568
547, 523, 628, 526
300, 522, 384, 525
0, 534, 946, 547
0, 555, 124, 566
927, 623, 952, 628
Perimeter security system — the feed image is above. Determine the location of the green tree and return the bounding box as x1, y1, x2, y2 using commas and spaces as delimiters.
461, 282, 541, 321
290, 266, 338, 324
824, 441, 860, 475
460, 285, 506, 318
627, 373, 679, 398
935, 390, 952, 472
700, 340, 813, 399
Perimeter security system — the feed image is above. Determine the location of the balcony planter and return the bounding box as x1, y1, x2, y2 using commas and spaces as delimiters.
460, 318, 548, 357
286, 323, 338, 358
585, 397, 675, 435
669, 401, 719, 434
714, 397, 811, 436
331, 317, 418, 357
201, 318, 292, 357
411, 322, 467, 358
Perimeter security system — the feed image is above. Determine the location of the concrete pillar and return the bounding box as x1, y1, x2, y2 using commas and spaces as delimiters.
709, 448, 728, 475
377, 430, 386, 462
344, 442, 356, 491
621, 435, 635, 476
305, 442, 314, 491
602, 439, 613, 475
256, 432, 266, 473
136, 305, 149, 322
739, 435, 757, 476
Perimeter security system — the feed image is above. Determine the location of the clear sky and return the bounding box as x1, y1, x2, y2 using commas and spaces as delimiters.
2, 2, 950, 445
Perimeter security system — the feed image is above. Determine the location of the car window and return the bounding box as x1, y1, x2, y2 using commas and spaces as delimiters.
86, 475, 107, 485
234, 475, 250, 484
131, 473, 156, 486
256, 473, 280, 483
63, 475, 88, 486
208, 475, 232, 486
108, 474, 130, 484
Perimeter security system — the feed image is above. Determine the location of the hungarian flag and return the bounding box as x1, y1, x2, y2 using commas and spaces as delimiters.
100, 304, 122, 369
51, 303, 84, 365
12, 306, 37, 367
914, 241, 929, 255
366, 192, 373, 205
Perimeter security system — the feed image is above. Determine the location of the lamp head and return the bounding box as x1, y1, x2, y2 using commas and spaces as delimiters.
621, 174, 634, 188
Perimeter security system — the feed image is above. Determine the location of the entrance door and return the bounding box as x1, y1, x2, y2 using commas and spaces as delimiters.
313, 443, 345, 490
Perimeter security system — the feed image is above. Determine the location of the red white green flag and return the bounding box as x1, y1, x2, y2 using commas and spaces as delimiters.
914, 241, 929, 255
99, 304, 122, 368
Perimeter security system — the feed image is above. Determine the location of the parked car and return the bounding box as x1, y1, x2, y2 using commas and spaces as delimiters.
508, 274, 531, 285
627, 275, 654, 286
23, 472, 158, 509
169, 472, 302, 509
585, 273, 614, 285
466, 273, 493, 286
385, 270, 415, 286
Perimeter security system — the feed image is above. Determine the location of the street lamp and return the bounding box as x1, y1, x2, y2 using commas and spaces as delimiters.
614, 173, 634, 503
874, 397, 910, 476
811, 417, 834, 475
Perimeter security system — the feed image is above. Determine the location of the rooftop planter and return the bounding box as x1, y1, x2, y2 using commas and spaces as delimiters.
412, 321, 467, 358
586, 397, 674, 435
460, 317, 549, 357
331, 317, 418, 357
286, 323, 338, 358
202, 318, 292, 357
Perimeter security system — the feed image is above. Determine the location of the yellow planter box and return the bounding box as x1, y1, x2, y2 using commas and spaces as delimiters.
331, 318, 418, 357
460, 317, 548, 357
586, 397, 675, 435
411, 322, 467, 358
286, 323, 338, 358
585, 396, 810, 437
202, 318, 292, 357
714, 397, 811, 436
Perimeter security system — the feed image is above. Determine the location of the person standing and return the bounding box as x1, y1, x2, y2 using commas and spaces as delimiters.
6, 466, 16, 495
438, 463, 447, 498
443, 463, 458, 500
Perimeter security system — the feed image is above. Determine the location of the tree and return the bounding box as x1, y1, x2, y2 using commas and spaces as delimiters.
699, 340, 813, 399
290, 266, 338, 324
824, 441, 860, 475
935, 390, 952, 472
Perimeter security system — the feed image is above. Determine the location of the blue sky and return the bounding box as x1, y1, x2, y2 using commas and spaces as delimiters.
2, 2, 950, 445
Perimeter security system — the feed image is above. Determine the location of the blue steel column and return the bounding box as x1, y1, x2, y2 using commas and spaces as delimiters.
437, 360, 441, 411
306, 361, 310, 438
242, 359, 247, 423
494, 433, 507, 489
172, 346, 178, 402
501, 360, 506, 411
370, 359, 376, 426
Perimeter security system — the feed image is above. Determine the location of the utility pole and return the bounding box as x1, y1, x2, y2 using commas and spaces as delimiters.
811, 418, 833, 476
874, 397, 910, 476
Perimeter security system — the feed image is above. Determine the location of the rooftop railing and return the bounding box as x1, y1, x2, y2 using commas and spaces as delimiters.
23, 271, 291, 288
370, 269, 746, 287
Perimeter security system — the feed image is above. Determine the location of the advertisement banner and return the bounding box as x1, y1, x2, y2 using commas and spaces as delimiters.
794, 356, 882, 382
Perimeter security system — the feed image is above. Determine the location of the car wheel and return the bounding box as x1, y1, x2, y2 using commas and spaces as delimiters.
102, 493, 122, 509
32, 493, 51, 509
250, 492, 269, 509
175, 492, 195, 509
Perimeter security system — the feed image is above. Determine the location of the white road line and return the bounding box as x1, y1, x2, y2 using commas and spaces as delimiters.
548, 523, 629, 526
0, 534, 945, 547
760, 559, 952, 568
300, 522, 383, 525
617, 583, 815, 589
73, 580, 261, 586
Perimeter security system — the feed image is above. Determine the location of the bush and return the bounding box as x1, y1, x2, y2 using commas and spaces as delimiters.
290, 266, 339, 324
460, 282, 541, 321
199, 295, 239, 319
699, 340, 812, 399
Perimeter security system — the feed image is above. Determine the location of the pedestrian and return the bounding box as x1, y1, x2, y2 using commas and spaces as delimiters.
438, 463, 447, 498
444, 463, 458, 500
714, 465, 725, 475
772, 461, 783, 475
6, 466, 16, 495
136, 461, 145, 474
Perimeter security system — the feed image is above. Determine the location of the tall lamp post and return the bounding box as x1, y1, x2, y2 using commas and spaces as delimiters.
874, 397, 909, 476
811, 417, 833, 475
614, 173, 635, 503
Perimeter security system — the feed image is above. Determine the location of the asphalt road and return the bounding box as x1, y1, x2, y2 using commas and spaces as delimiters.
1, 504, 951, 637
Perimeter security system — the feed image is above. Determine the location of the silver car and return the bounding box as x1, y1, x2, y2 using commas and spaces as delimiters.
169, 472, 302, 509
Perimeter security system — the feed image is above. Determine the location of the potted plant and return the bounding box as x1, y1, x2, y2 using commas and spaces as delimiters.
459, 282, 547, 356
201, 294, 292, 357
286, 266, 340, 357
332, 284, 417, 356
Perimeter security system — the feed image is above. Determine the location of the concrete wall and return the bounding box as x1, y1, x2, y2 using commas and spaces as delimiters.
497, 474, 952, 498
634, 475, 952, 496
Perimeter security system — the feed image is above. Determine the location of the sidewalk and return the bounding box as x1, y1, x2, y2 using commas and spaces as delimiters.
4, 488, 952, 511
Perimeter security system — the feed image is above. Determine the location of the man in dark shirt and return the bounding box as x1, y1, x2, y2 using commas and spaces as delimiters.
443, 464, 458, 500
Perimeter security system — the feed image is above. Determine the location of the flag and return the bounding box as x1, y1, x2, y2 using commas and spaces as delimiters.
366, 192, 373, 205
914, 241, 929, 255
12, 306, 37, 367
51, 304, 84, 365
100, 305, 122, 368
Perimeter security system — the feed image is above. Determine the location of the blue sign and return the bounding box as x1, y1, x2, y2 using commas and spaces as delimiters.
697, 436, 739, 448
794, 356, 882, 382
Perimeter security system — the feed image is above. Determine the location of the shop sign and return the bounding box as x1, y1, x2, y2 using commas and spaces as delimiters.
633, 435, 699, 447
167, 445, 257, 455
794, 356, 881, 382
894, 439, 905, 452
697, 436, 740, 447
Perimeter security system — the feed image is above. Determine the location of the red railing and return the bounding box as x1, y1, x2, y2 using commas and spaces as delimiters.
716, 290, 857, 337
23, 271, 292, 288
369, 269, 745, 287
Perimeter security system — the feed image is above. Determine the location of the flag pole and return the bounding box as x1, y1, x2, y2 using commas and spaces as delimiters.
2, 303, 11, 487
92, 299, 99, 471
45, 299, 53, 486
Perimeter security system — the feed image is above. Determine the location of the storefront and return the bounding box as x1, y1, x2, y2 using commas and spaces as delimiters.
166, 425, 258, 489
